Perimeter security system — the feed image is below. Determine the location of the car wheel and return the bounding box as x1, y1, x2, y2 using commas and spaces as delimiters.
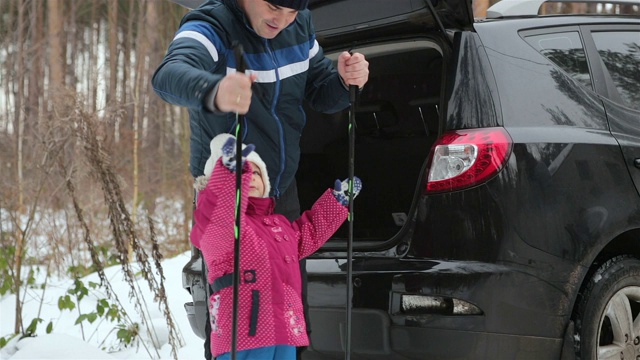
574, 255, 640, 360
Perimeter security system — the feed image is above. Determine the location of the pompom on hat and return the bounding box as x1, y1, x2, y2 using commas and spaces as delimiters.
266, 0, 308, 10
195, 133, 271, 197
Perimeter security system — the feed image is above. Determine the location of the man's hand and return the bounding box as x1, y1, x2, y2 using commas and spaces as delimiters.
337, 52, 369, 89
215, 73, 257, 114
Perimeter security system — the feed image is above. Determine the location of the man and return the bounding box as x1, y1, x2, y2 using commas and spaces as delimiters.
152, 0, 369, 358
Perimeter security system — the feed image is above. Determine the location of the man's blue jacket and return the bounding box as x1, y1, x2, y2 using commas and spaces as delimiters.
152, 0, 350, 197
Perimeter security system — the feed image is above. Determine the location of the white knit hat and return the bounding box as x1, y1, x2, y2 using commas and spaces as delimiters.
200, 133, 271, 197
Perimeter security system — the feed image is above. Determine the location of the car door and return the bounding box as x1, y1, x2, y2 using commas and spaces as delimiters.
583, 24, 640, 194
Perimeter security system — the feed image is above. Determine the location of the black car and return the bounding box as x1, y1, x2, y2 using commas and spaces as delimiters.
180, 0, 640, 358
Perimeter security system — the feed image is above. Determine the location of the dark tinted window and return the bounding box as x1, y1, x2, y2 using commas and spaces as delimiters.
592, 31, 640, 110
525, 32, 592, 89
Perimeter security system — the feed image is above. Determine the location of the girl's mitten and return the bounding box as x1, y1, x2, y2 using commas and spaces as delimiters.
221, 137, 255, 172
332, 176, 362, 206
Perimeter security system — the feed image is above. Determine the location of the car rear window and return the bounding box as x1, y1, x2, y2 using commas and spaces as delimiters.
524, 31, 593, 90
591, 31, 640, 111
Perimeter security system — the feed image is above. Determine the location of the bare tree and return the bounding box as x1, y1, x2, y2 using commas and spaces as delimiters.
122, 0, 135, 135
89, 2, 99, 112
13, 0, 26, 334
108, 0, 119, 106
47, 0, 64, 92
620, 4, 639, 14
130, 0, 148, 260
473, 0, 490, 18
66, 0, 78, 92
145, 0, 163, 198
27, 0, 44, 136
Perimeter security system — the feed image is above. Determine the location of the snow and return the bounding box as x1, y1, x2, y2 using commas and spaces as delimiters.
0, 252, 205, 360
4, 334, 117, 360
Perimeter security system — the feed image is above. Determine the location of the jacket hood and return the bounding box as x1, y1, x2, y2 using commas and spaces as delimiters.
195, 133, 271, 198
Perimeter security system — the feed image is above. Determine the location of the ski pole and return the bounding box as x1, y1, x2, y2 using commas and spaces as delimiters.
231, 41, 247, 360
345, 50, 358, 360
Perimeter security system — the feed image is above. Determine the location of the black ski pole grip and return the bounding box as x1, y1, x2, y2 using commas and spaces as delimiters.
232, 41, 264, 102
233, 41, 246, 74
348, 47, 357, 103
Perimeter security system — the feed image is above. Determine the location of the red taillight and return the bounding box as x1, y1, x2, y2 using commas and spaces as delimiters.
426, 127, 512, 194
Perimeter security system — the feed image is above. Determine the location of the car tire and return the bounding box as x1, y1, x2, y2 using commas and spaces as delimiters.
573, 255, 640, 360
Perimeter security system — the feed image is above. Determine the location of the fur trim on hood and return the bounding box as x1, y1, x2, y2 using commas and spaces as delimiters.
194, 133, 271, 197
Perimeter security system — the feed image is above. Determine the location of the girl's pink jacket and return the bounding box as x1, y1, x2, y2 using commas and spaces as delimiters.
190, 159, 348, 357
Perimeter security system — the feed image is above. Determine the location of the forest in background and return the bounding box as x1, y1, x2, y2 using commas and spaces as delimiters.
0, 0, 637, 347
0, 0, 193, 344
0, 0, 193, 262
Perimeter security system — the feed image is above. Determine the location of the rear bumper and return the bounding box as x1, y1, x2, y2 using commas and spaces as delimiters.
305, 307, 562, 360
184, 300, 207, 340
304, 257, 572, 359
182, 249, 208, 340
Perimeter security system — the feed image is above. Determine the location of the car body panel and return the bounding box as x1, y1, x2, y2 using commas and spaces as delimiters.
304, 12, 640, 360
444, 32, 502, 131
475, 21, 609, 130
604, 98, 640, 196
305, 257, 567, 359
310, 0, 473, 47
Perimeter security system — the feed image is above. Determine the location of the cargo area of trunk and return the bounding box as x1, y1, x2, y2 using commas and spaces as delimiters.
298, 39, 444, 245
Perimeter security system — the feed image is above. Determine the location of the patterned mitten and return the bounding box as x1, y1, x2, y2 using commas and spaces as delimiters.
332, 176, 362, 206
221, 137, 255, 172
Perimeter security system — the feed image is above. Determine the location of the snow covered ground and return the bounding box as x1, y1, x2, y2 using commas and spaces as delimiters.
1, 252, 205, 360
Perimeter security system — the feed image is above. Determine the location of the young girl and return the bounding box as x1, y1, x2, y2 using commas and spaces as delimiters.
191, 133, 361, 360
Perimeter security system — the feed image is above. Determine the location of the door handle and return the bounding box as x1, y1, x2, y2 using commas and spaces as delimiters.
634, 159, 640, 169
